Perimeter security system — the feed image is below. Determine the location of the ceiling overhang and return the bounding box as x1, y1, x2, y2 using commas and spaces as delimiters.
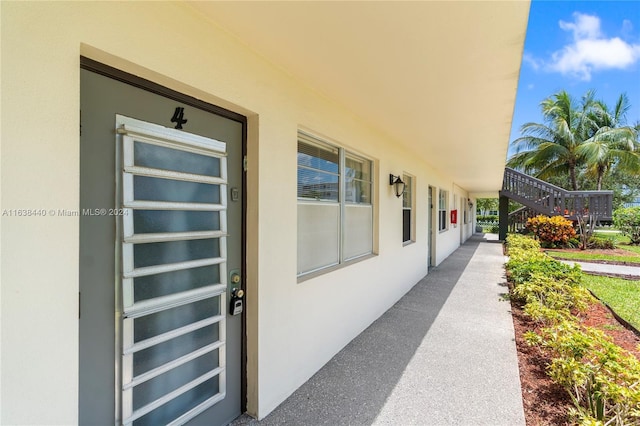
188, 1, 530, 193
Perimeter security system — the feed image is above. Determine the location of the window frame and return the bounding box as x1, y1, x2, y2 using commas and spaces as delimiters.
463, 197, 469, 225
297, 131, 375, 279
438, 189, 448, 232
402, 173, 415, 245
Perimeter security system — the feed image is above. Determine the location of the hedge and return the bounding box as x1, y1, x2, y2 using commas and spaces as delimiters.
505, 234, 640, 425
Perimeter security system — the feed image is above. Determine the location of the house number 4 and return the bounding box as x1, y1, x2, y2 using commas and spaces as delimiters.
171, 107, 188, 129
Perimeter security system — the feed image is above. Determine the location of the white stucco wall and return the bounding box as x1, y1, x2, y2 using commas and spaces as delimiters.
1, 2, 474, 423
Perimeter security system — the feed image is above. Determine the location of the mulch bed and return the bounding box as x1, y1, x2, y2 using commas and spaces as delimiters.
509, 244, 640, 424
544, 247, 640, 279
545, 248, 640, 267
548, 256, 640, 267
510, 297, 640, 426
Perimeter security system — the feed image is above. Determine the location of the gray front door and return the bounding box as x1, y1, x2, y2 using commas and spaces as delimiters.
79, 67, 244, 426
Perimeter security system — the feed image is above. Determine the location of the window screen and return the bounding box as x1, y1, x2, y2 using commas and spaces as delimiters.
297, 132, 374, 276
402, 174, 413, 243
439, 190, 448, 231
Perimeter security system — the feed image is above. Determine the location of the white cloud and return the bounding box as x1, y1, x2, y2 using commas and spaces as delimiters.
550, 37, 640, 80
526, 12, 640, 81
559, 13, 602, 40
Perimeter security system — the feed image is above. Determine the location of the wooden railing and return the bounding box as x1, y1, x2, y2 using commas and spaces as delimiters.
500, 167, 613, 223
507, 205, 537, 234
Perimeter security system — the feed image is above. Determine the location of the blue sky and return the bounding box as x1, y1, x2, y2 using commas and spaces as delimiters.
509, 0, 640, 156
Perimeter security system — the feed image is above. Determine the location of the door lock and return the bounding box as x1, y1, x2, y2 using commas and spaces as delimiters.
229, 287, 244, 316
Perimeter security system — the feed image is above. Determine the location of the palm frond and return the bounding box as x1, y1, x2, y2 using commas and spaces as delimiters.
510, 89, 637, 192
613, 93, 631, 124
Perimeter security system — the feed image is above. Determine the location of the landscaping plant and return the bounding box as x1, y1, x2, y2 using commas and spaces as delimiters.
477, 214, 499, 223
528, 321, 640, 425
575, 214, 595, 250
505, 234, 640, 425
586, 234, 616, 250
613, 207, 640, 245
526, 215, 577, 247
506, 235, 582, 288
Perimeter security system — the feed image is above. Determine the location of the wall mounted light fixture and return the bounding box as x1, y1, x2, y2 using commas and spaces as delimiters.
389, 174, 406, 198
468, 198, 473, 209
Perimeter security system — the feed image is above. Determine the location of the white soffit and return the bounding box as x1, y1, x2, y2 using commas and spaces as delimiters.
188, 1, 530, 193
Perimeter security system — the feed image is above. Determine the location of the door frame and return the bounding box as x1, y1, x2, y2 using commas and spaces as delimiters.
460, 196, 465, 244
79, 56, 249, 414
428, 185, 436, 268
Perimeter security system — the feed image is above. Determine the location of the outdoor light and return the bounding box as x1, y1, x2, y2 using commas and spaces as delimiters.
468, 198, 473, 209
389, 174, 406, 198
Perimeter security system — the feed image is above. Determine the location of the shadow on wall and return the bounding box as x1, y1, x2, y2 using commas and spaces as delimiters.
231, 237, 483, 425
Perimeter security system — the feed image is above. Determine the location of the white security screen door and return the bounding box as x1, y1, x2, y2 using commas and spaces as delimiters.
80, 67, 244, 426
117, 116, 228, 425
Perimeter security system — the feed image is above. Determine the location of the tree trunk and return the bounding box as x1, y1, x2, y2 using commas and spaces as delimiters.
596, 164, 606, 191
597, 173, 603, 191
569, 164, 579, 191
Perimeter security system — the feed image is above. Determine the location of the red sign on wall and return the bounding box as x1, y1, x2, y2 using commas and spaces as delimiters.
451, 209, 458, 224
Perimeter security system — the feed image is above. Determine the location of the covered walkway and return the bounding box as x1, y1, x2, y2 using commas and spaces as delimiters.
233, 234, 525, 426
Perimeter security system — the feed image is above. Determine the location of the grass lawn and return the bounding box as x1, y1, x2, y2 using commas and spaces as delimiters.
581, 274, 640, 331
593, 231, 640, 249
546, 250, 640, 264
620, 244, 640, 255
594, 230, 626, 242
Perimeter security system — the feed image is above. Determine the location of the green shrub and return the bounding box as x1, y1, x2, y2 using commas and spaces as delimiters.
477, 215, 498, 223
506, 234, 541, 251
567, 237, 581, 248
586, 235, 615, 250
530, 320, 640, 425
523, 300, 571, 324
526, 215, 577, 247
613, 207, 640, 245
507, 257, 582, 287
506, 233, 640, 426
506, 235, 588, 324
510, 272, 589, 324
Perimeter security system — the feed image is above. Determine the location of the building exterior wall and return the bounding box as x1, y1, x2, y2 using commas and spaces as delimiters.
2, 2, 476, 423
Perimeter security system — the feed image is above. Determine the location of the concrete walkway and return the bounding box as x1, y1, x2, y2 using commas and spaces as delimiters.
233, 234, 525, 426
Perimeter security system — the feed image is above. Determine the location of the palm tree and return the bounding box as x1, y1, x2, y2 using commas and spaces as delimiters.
578, 94, 640, 190
508, 90, 596, 190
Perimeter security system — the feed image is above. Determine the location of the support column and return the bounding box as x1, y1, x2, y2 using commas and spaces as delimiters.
499, 195, 509, 241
